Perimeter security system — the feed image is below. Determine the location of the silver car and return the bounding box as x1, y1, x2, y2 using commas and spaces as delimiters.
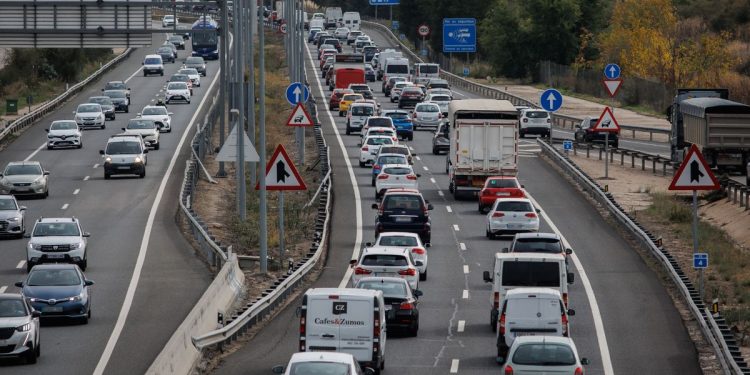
25, 217, 90, 272
412, 102, 442, 130
425, 94, 451, 115
0, 194, 26, 238
46, 120, 82, 149
87, 96, 116, 120
0, 162, 49, 198
0, 293, 40, 363
73, 103, 105, 129
122, 119, 161, 150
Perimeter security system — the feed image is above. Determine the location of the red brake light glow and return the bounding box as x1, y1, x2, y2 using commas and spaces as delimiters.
411, 247, 425, 255
406, 174, 417, 180
492, 212, 505, 218
399, 302, 414, 310
525, 213, 537, 218
354, 267, 372, 275
398, 268, 416, 276
504, 365, 513, 375
378, 174, 389, 180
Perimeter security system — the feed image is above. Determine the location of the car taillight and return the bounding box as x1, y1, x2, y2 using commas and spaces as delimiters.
398, 268, 416, 276
392, 136, 397, 142
355, 267, 372, 275
374, 314, 380, 339
362, 146, 369, 151
438, 113, 443, 118
406, 174, 417, 180
525, 212, 537, 218
378, 174, 389, 180
562, 312, 569, 336
522, 118, 528, 122
504, 365, 513, 375
299, 311, 306, 351
411, 247, 425, 255
563, 292, 568, 307
482, 189, 491, 196
399, 302, 414, 310
574, 367, 584, 375
373, 164, 381, 170
493, 292, 500, 309
492, 212, 505, 217
499, 312, 506, 335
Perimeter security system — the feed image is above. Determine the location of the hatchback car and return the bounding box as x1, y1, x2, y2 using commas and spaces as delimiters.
398, 87, 424, 108
346, 30, 363, 45
361, 116, 395, 136
338, 93, 364, 116
87, 96, 116, 120
46, 120, 82, 149
308, 28, 322, 43
359, 135, 395, 167
365, 64, 376, 82
0, 162, 49, 198
73, 103, 106, 129
426, 94, 451, 115
575, 116, 619, 148
478, 176, 525, 213
368, 232, 428, 280
371, 153, 409, 186
382, 109, 413, 141
168, 73, 193, 94
162, 14, 177, 27
168, 35, 185, 50
16, 264, 94, 324
348, 84, 373, 99
183, 56, 207, 76
161, 42, 178, 59
25, 217, 90, 272
350, 247, 420, 290
506, 232, 573, 269
102, 90, 129, 112
0, 293, 40, 363
273, 352, 375, 375
103, 81, 130, 99
138, 106, 173, 132
432, 123, 450, 155
165, 82, 191, 104
0, 194, 26, 238
412, 102, 442, 130
122, 119, 161, 149
178, 68, 202, 87
500, 336, 589, 374
156, 46, 176, 63
377, 145, 413, 165
372, 188, 433, 243
334, 27, 350, 40
519, 109, 551, 138
374, 163, 419, 199
486, 197, 540, 239
354, 277, 421, 336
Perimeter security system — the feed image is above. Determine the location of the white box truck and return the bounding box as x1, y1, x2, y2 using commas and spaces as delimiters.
325, 7, 343, 29
446, 99, 519, 199
299, 288, 387, 372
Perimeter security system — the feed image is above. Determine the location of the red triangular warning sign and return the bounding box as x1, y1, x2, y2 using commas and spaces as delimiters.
256, 144, 307, 191
286, 103, 314, 127
668, 144, 720, 191
592, 107, 620, 132
601, 78, 623, 97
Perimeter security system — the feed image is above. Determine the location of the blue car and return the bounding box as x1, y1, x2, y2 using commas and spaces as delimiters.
383, 110, 414, 141
16, 264, 94, 324
371, 153, 410, 186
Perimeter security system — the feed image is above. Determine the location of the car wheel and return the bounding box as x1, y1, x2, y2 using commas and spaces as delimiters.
408, 134, 413, 141
419, 270, 427, 281
79, 258, 87, 271
409, 320, 419, 336
80, 314, 89, 325
478, 203, 484, 213
160, 72, 164, 76
104, 172, 111, 180
359, 160, 365, 168
125, 106, 129, 113
491, 309, 498, 332
371, 176, 375, 187
188, 99, 191, 104
26, 261, 33, 273
43, 189, 49, 198
25, 344, 37, 364
339, 111, 344, 117
140, 170, 146, 178
47, 145, 53, 150
155, 143, 160, 150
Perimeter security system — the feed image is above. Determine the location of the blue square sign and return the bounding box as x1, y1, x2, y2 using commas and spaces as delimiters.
693, 253, 708, 269
443, 18, 476, 53
563, 140, 573, 150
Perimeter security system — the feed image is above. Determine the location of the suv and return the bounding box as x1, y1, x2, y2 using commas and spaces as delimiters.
350, 246, 420, 290
371, 188, 433, 243
383, 76, 406, 95
0, 161, 49, 198
575, 116, 619, 148
519, 109, 551, 138
99, 134, 149, 179
346, 102, 375, 135
0, 194, 26, 238
25, 217, 90, 272
142, 54, 164, 76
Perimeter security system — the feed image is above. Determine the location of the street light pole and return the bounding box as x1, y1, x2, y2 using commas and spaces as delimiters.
258, 0, 269, 273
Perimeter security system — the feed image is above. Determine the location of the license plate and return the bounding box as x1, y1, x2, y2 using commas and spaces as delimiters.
394, 217, 411, 223
514, 332, 536, 337
496, 192, 510, 196
46, 254, 64, 259
118, 166, 130, 170
42, 306, 63, 312
507, 224, 520, 229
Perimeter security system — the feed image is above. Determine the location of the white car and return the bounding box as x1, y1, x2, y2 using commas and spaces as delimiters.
390, 81, 414, 103
368, 231, 428, 281
272, 352, 375, 375
361, 116, 395, 139
178, 68, 201, 87
334, 27, 350, 39
500, 336, 589, 374
165, 82, 191, 104
73, 103, 106, 130
519, 109, 551, 138
359, 135, 395, 167
375, 164, 419, 199
361, 127, 397, 144
351, 246, 420, 290
46, 120, 82, 149
26, 217, 90, 272
426, 88, 453, 100
162, 15, 178, 28
412, 102, 442, 130
486, 197, 540, 239
122, 119, 161, 150
345, 102, 376, 135
425, 94, 451, 115
138, 106, 173, 132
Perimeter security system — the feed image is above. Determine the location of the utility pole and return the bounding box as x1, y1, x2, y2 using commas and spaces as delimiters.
234, 0, 246, 221
259, 0, 269, 274
217, 0, 229, 178
247, 0, 257, 188
296, 0, 305, 166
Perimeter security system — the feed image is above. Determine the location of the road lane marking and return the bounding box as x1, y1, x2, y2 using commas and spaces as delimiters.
61, 203, 69, 210
446, 205, 452, 213
24, 142, 47, 161
416, 156, 421, 161
438, 190, 444, 196
0, 286, 6, 293
93, 163, 99, 169
430, 177, 436, 184
453, 224, 460, 231
16, 261, 25, 269
422, 165, 429, 171
450, 359, 459, 373
73, 189, 80, 195
83, 176, 90, 181
459, 242, 467, 251
457, 320, 465, 332
524, 192, 614, 375
303, 41, 363, 289
93, 58, 223, 375
463, 265, 469, 274
462, 289, 469, 299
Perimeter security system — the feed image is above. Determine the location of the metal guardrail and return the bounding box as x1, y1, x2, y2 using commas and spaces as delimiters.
538, 138, 749, 375
0, 48, 134, 144
361, 21, 671, 143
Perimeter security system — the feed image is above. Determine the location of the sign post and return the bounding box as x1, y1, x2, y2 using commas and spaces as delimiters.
591, 107, 620, 178
600, 63, 624, 179
418, 24, 430, 60
669, 144, 720, 302
540, 88, 563, 143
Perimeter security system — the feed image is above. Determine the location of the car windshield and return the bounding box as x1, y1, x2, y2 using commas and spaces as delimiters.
357, 280, 408, 298
386, 112, 409, 120
89, 98, 112, 105
513, 238, 564, 254
127, 120, 156, 130
525, 111, 549, 119
142, 107, 168, 116
366, 137, 393, 145
387, 65, 409, 74
379, 235, 418, 246
362, 254, 408, 267
0, 299, 27, 317
512, 343, 577, 366
105, 90, 126, 98
51, 122, 78, 130
105, 82, 126, 90
288, 362, 349, 375
431, 95, 451, 102
33, 222, 80, 237
106, 141, 142, 155
170, 75, 189, 82
495, 201, 533, 212
352, 106, 373, 116
377, 155, 407, 165
180, 69, 199, 75
144, 57, 161, 65
27, 269, 81, 287
186, 57, 204, 65
382, 167, 411, 175
487, 179, 519, 188
379, 147, 407, 155
416, 105, 439, 113
4, 164, 42, 176
168, 82, 188, 90
158, 47, 172, 54
383, 195, 422, 210
0, 197, 18, 210
367, 118, 392, 127
419, 65, 439, 74
78, 105, 100, 113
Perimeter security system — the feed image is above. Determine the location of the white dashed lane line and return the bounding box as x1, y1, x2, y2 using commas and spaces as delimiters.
453, 224, 460, 231
463, 265, 469, 274
16, 261, 25, 269
430, 177, 436, 184
0, 286, 6, 293
83, 176, 90, 181
93, 163, 100, 169
462, 289, 469, 299
415, 156, 421, 161
61, 203, 69, 210
450, 359, 459, 373
459, 242, 467, 251
438, 191, 444, 197
457, 320, 465, 333
446, 205, 452, 213
73, 189, 80, 195
422, 165, 429, 171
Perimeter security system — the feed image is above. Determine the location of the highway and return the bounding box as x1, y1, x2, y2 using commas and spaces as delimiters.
210, 27, 702, 374
0, 30, 213, 373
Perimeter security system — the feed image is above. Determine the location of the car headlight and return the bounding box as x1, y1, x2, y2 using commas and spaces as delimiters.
69, 242, 83, 250
30, 243, 42, 250
31, 178, 44, 186
75, 116, 82, 121
27, 298, 39, 303
211, 50, 218, 54
7, 217, 19, 222
67, 292, 84, 302
16, 323, 32, 332
104, 156, 112, 163
163, 117, 170, 123
134, 157, 143, 164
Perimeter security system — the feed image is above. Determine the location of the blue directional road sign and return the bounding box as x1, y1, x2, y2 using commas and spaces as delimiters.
604, 63, 621, 79
443, 18, 476, 53
563, 140, 573, 151
693, 253, 708, 269
285, 82, 309, 105
540, 89, 563, 112
369, 0, 400, 4
392, 21, 399, 31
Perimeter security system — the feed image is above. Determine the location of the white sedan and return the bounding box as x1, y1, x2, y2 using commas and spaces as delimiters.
359, 135, 394, 167
369, 231, 429, 281
361, 127, 398, 144
73, 103, 106, 129
138, 105, 173, 132
273, 352, 375, 375
374, 164, 419, 199
122, 119, 161, 149
486, 197, 540, 239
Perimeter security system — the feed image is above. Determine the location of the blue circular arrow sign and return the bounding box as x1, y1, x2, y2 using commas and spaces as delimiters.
285, 82, 309, 105
540, 89, 563, 112
604, 63, 621, 79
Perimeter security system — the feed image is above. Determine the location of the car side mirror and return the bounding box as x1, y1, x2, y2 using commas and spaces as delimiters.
565, 248, 573, 255
20, 206, 27, 211
14, 282, 23, 288
567, 272, 575, 284
44, 128, 49, 132
31, 310, 41, 318
85, 280, 95, 286
83, 232, 91, 237
371, 203, 378, 209
271, 365, 285, 374
43, 171, 50, 176
168, 112, 174, 115
349, 259, 358, 267
72, 111, 76, 115
425, 243, 431, 248
581, 358, 590, 366
365, 242, 373, 247
141, 62, 144, 65
414, 289, 423, 297
567, 309, 576, 316
521, 184, 525, 188
427, 204, 434, 210
99, 150, 105, 155
415, 260, 424, 267
416, 174, 421, 178
483, 270, 492, 283
502, 247, 509, 253
121, 127, 126, 131
536, 209, 541, 214
143, 149, 149, 154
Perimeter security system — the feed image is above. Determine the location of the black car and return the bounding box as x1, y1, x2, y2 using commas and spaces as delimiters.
168, 35, 185, 50
157, 46, 175, 63
574, 116, 619, 148
363, 46, 379, 62
355, 277, 422, 336
103, 90, 129, 113
15, 264, 94, 324
88, 96, 116, 120
372, 189, 433, 243
398, 87, 424, 108
103, 81, 130, 99
184, 56, 207, 76
432, 123, 450, 155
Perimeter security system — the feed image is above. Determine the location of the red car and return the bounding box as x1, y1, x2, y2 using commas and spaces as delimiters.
478, 176, 525, 213
329, 88, 353, 110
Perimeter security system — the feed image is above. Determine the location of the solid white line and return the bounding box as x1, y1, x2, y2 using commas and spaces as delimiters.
303, 42, 363, 289
61, 203, 69, 210
24, 142, 47, 161
453, 224, 460, 231
83, 176, 90, 181
457, 320, 465, 332
462, 289, 469, 299
459, 242, 467, 251
93, 60, 222, 375
524, 192, 614, 375
123, 63, 143, 84
15, 261, 25, 269
93, 163, 100, 169
463, 265, 469, 274
438, 190, 444, 197
0, 286, 6, 293
408, 146, 414, 151
73, 189, 80, 195
430, 177, 436, 184
450, 359, 459, 373
422, 165, 429, 171
446, 205, 452, 213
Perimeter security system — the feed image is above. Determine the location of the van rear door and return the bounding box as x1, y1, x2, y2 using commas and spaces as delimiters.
337, 298, 374, 361
306, 296, 340, 352
506, 294, 561, 340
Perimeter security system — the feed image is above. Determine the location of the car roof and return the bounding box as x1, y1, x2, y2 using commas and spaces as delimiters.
305, 287, 380, 298
513, 335, 574, 346
494, 252, 566, 261
377, 153, 407, 158
506, 287, 562, 298
142, 105, 165, 110
362, 246, 409, 256
6, 161, 41, 167
78, 103, 101, 108
51, 120, 77, 124
383, 188, 421, 196
513, 232, 560, 241
494, 197, 532, 204
37, 217, 78, 223
27, 263, 80, 270
107, 134, 143, 143
379, 163, 411, 169
416, 103, 439, 109
107, 80, 125, 84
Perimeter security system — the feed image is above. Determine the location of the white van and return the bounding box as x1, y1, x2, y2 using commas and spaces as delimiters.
413, 63, 440, 85
383, 57, 411, 85
300, 288, 386, 372
482, 253, 573, 333
375, 49, 403, 79
343, 12, 361, 31
495, 287, 574, 358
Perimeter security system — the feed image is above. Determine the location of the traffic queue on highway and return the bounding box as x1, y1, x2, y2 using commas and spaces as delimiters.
270, 10, 590, 375
0, 33, 211, 365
